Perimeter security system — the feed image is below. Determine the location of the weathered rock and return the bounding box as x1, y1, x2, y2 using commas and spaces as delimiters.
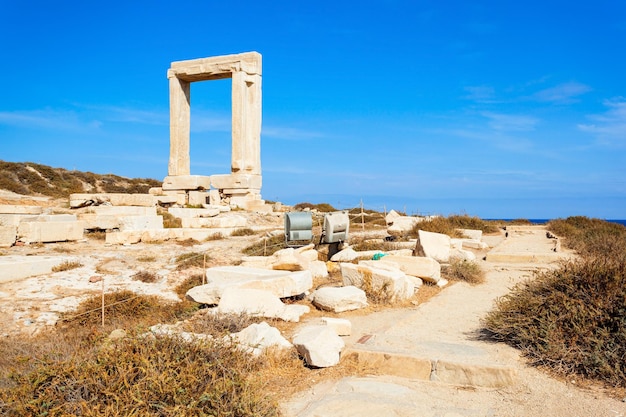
321, 317, 352, 336
17, 218, 85, 243
186, 266, 312, 304
162, 175, 212, 191
329, 246, 359, 262
385, 209, 402, 225
293, 325, 345, 367
168, 207, 221, 219
0, 205, 43, 214
312, 286, 368, 313
70, 193, 156, 208
216, 288, 310, 322
271, 247, 310, 271
108, 329, 127, 341
309, 260, 329, 279
341, 263, 414, 302
372, 255, 441, 284
387, 216, 421, 237
0, 226, 16, 248
0, 255, 73, 283
180, 214, 247, 228
450, 248, 477, 261
461, 239, 490, 250
417, 230, 451, 262
458, 229, 483, 240
230, 321, 292, 356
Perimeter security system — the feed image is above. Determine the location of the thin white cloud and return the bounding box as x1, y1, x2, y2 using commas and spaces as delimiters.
462, 85, 496, 102
190, 110, 231, 133
578, 97, 626, 146
0, 109, 102, 132
481, 112, 538, 132
532, 81, 591, 103
262, 125, 326, 141
83, 105, 168, 125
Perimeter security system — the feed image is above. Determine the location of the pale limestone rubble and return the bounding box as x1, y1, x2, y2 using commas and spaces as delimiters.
293, 325, 345, 368
216, 287, 310, 322
185, 266, 312, 305
311, 286, 369, 313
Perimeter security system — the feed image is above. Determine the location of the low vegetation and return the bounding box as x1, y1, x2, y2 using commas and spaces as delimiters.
51, 260, 83, 272
132, 270, 158, 283
442, 259, 485, 284
232, 227, 257, 236
484, 216, 626, 388
175, 252, 209, 270
0, 291, 279, 416
242, 234, 286, 256
410, 214, 499, 238
0, 160, 160, 198
161, 211, 182, 228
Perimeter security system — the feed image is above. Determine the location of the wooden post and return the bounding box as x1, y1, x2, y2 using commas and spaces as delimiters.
203, 254, 207, 285
360, 199, 365, 231
101, 277, 105, 327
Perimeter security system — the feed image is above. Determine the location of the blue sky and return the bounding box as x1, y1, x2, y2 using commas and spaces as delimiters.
1, 1, 625, 218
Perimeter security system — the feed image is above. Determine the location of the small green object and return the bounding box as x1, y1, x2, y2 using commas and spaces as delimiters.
372, 253, 387, 260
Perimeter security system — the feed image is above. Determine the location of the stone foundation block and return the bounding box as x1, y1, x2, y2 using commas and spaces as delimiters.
162, 175, 211, 191
0, 226, 17, 247
181, 215, 247, 229
0, 255, 70, 283
168, 207, 220, 218
186, 266, 313, 304
17, 220, 85, 243
210, 174, 262, 190
70, 193, 156, 207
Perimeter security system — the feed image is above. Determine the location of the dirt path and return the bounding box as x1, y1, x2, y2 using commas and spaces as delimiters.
281, 227, 626, 417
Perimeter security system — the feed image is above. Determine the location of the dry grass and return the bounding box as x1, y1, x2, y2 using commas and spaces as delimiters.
349, 236, 407, 252
51, 260, 83, 272
232, 227, 257, 236
242, 234, 286, 256
161, 211, 182, 228
0, 332, 278, 416
176, 237, 200, 246
442, 259, 485, 284
175, 251, 209, 270
411, 214, 500, 238
137, 255, 156, 262
204, 233, 224, 241
132, 270, 158, 283
85, 230, 106, 240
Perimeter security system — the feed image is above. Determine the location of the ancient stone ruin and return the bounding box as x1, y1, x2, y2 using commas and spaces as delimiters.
159, 51, 265, 211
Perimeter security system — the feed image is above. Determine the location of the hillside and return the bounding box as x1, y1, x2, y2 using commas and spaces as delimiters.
0, 160, 161, 199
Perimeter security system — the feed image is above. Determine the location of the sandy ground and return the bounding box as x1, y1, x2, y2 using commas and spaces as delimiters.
281, 229, 626, 417
2, 206, 625, 416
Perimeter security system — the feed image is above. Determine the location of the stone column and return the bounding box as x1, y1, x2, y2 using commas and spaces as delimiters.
168, 75, 191, 176
231, 71, 262, 175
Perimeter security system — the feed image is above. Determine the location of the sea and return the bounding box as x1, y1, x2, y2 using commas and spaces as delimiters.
487, 219, 626, 227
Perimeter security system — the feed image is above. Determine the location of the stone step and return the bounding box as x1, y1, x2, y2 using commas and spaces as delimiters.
343, 344, 517, 388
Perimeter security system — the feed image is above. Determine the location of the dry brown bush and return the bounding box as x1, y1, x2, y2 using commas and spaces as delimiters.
51, 260, 83, 272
